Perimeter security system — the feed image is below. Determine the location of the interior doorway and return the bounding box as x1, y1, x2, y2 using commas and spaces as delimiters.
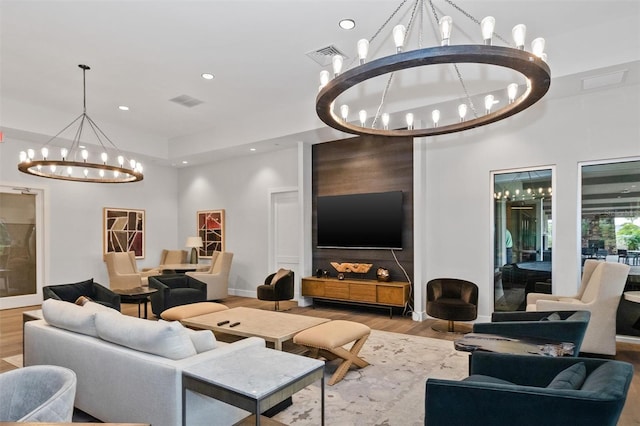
0, 185, 44, 309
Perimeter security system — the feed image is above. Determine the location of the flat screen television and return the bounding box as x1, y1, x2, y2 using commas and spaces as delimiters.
316, 191, 403, 249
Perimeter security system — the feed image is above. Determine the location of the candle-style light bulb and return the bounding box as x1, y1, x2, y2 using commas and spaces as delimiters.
481, 16, 495, 45
99, 169, 105, 178
357, 39, 369, 64
393, 25, 406, 52
83, 168, 89, 177
114, 170, 120, 178
67, 166, 73, 176
319, 70, 330, 89
332, 55, 343, 77
50, 165, 56, 172
101, 152, 108, 164
484, 94, 495, 114
117, 155, 125, 166
130, 159, 137, 169
531, 37, 545, 57
359, 110, 367, 127
19, 151, 27, 162
405, 113, 414, 130
340, 104, 349, 121
458, 104, 468, 122
81, 149, 89, 161
432, 110, 440, 127
382, 113, 390, 130
41, 147, 48, 159
136, 164, 143, 173
439, 16, 453, 46
27, 149, 35, 160
60, 148, 68, 160
507, 83, 518, 103
512, 24, 526, 49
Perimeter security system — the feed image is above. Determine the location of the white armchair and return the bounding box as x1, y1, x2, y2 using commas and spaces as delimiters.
104, 251, 159, 289
186, 251, 232, 300
526, 259, 630, 356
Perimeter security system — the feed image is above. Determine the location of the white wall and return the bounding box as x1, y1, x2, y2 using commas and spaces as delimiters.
176, 147, 299, 297
420, 83, 640, 321
0, 136, 180, 287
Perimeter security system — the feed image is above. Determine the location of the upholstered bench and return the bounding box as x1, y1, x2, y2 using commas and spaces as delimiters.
293, 320, 370, 385
160, 302, 229, 321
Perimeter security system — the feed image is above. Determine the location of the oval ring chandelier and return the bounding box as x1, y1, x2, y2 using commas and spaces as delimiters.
17, 64, 143, 183
315, 0, 551, 138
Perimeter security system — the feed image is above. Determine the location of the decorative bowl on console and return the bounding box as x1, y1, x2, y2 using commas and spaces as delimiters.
376, 267, 391, 282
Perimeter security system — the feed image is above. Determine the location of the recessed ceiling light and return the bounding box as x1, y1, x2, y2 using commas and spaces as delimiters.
339, 19, 355, 30
118, 105, 129, 111
182, 160, 188, 164
201, 73, 215, 80
250, 148, 256, 152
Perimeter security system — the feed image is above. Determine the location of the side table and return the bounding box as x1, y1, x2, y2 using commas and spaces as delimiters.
182, 346, 325, 426
112, 286, 157, 318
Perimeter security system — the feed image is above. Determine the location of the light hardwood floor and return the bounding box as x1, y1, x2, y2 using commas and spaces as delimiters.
1, 296, 639, 424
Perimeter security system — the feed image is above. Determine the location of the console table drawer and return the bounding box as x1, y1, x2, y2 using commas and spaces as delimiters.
377, 285, 407, 306
325, 282, 350, 299
350, 283, 376, 302
302, 280, 325, 297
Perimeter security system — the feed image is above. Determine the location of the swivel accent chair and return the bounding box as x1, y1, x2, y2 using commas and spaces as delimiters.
427, 278, 478, 332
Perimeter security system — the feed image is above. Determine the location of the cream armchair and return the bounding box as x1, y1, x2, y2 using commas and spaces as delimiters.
142, 249, 188, 274
104, 251, 159, 289
186, 251, 232, 300
526, 259, 630, 356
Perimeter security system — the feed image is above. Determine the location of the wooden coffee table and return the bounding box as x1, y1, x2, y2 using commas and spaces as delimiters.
181, 307, 330, 350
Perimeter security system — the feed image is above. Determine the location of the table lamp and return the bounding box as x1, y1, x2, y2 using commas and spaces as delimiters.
185, 236, 203, 264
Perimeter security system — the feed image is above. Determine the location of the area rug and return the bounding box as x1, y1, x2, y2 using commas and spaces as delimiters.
273, 330, 468, 426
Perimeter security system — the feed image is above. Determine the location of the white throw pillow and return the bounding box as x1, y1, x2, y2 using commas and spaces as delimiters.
186, 328, 217, 353
42, 298, 100, 337
94, 312, 197, 360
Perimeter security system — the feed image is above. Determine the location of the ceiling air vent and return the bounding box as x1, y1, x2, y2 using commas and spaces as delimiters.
306, 45, 348, 67
169, 94, 204, 108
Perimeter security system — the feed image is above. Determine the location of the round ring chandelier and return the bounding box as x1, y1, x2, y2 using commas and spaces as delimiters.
17, 64, 144, 183
315, 0, 551, 138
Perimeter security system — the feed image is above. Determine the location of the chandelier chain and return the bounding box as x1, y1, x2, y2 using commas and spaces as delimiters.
428, 0, 478, 118
369, 0, 410, 45
443, 0, 510, 45
373, 0, 421, 129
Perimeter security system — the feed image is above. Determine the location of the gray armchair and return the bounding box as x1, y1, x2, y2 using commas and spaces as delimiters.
0, 365, 77, 422
473, 310, 591, 354
425, 352, 633, 426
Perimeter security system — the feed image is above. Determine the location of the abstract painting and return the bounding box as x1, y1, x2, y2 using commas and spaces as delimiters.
197, 210, 225, 258
103, 208, 145, 258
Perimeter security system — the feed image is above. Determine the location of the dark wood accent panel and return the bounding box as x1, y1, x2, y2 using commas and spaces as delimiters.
312, 135, 414, 285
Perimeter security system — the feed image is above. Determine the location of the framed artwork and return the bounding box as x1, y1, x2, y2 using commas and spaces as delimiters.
197, 210, 225, 258
103, 208, 145, 258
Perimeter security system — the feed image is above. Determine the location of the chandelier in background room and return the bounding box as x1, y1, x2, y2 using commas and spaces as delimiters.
315, 0, 551, 138
17, 64, 143, 183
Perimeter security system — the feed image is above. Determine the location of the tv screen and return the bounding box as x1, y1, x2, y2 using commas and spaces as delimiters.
317, 191, 403, 249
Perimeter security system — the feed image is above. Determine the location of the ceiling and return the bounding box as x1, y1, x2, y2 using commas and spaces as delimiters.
1, 0, 639, 167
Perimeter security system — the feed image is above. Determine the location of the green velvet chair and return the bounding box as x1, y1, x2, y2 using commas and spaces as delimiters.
425, 352, 633, 426
472, 310, 590, 355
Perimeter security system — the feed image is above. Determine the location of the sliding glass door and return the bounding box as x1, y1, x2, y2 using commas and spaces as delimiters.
581, 158, 640, 337
0, 185, 44, 309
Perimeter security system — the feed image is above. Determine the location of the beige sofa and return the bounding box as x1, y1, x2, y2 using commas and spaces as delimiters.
24, 299, 265, 426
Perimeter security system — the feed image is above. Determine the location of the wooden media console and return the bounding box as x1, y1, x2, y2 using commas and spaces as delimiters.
301, 277, 410, 318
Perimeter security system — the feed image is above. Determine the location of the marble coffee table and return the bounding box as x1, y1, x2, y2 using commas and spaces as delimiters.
182, 345, 324, 425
